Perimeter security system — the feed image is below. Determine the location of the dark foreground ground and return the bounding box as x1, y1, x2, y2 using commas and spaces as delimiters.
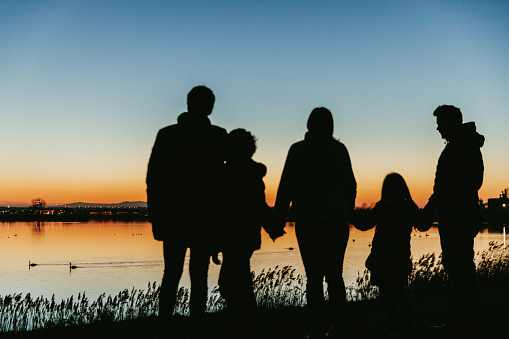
2, 288, 507, 339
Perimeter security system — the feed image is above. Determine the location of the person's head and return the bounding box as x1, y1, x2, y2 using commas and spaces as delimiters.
229, 128, 257, 159
433, 105, 463, 141
307, 107, 334, 138
187, 86, 215, 115
381, 172, 414, 204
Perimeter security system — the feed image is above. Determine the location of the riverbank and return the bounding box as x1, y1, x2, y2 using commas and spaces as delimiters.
3, 287, 507, 339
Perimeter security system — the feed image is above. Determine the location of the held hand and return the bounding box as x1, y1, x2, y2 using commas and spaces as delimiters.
269, 228, 286, 242
151, 223, 164, 241
264, 214, 286, 242
211, 250, 221, 265
417, 209, 433, 232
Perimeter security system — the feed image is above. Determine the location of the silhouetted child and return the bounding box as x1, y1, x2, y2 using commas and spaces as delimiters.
216, 128, 276, 339
353, 172, 419, 334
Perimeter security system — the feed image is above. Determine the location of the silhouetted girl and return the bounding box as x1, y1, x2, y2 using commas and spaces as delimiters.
353, 172, 419, 334
273, 107, 357, 338
217, 128, 275, 339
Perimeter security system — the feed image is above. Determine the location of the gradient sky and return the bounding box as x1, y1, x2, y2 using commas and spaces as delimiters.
1, 0, 508, 207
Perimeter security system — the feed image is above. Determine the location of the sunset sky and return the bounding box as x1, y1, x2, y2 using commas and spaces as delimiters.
1, 1, 508, 207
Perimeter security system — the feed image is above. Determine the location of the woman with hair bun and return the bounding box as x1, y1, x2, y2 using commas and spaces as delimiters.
273, 107, 357, 338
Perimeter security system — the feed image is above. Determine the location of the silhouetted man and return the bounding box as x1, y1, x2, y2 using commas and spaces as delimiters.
146, 86, 228, 339
423, 105, 484, 334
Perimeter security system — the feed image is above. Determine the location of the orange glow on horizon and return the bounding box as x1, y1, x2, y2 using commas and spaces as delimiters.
1, 179, 147, 206
1, 171, 504, 209
265, 177, 501, 209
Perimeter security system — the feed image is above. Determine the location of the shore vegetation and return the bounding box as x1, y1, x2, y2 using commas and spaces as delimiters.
1, 242, 508, 338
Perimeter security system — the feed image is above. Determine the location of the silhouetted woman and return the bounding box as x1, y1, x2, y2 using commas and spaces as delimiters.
273, 107, 356, 338
353, 172, 419, 334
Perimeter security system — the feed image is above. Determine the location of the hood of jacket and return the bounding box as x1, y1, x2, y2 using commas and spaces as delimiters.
177, 112, 211, 127
304, 131, 335, 144
250, 160, 267, 178
229, 158, 267, 178
451, 122, 484, 148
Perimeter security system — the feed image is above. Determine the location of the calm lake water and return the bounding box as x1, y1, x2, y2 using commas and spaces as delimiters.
0, 221, 506, 301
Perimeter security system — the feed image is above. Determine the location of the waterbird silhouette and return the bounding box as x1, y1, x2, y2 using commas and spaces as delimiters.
29, 261, 37, 269
69, 262, 78, 270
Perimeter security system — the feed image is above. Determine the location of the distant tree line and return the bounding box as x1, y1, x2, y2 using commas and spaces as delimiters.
0, 206, 149, 222
0, 204, 506, 225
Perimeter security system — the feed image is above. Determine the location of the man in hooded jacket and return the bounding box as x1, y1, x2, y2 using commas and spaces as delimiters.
423, 105, 484, 334
146, 86, 228, 338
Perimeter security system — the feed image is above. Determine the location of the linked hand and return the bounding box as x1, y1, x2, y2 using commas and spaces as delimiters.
151, 223, 165, 241
417, 209, 433, 232
211, 250, 221, 265
269, 229, 286, 242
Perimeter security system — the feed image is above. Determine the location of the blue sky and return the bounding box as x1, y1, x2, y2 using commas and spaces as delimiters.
1, 0, 508, 206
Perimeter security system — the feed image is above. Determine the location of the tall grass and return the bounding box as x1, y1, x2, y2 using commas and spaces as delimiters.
1, 242, 508, 332
252, 266, 306, 308
409, 241, 509, 294
0, 282, 160, 332
349, 241, 509, 299
476, 242, 509, 286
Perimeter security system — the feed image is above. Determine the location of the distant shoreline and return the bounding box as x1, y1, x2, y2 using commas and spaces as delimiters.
0, 207, 149, 222
0, 215, 149, 222
1, 206, 507, 224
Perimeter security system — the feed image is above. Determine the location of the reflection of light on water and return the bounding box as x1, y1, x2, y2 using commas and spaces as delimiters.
1, 222, 507, 301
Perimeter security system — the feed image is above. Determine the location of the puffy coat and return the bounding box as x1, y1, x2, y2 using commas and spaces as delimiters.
426, 122, 484, 213
355, 200, 419, 285
146, 112, 228, 243
274, 131, 357, 221
220, 159, 273, 251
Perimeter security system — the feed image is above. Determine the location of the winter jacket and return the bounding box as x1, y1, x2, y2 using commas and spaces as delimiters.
274, 131, 357, 222
425, 122, 484, 214
146, 112, 228, 243
220, 159, 273, 251
355, 200, 419, 285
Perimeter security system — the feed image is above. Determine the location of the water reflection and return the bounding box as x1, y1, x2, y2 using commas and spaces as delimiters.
31, 221, 44, 237
0, 221, 506, 301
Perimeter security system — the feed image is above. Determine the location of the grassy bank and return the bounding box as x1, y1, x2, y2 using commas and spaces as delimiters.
2, 290, 508, 339
1, 243, 509, 338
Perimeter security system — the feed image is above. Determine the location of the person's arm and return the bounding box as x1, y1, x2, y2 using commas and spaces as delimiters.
427, 143, 483, 212
146, 130, 166, 240
253, 163, 277, 235
406, 201, 426, 232
424, 146, 445, 216
351, 205, 378, 231
273, 145, 298, 233
259, 182, 285, 241
343, 145, 357, 219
